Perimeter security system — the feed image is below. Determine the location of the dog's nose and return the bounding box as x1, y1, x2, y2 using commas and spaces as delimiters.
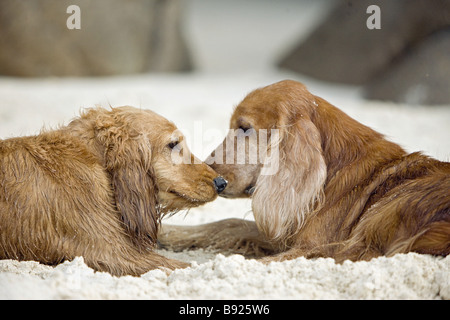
213, 177, 228, 193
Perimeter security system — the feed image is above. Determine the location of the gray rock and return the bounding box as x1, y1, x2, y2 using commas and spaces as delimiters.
0, 0, 191, 76
278, 0, 450, 104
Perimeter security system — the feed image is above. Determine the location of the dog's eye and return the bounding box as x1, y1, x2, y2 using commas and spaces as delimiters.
168, 141, 179, 149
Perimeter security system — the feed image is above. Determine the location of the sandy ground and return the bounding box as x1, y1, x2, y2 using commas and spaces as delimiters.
0, 72, 449, 300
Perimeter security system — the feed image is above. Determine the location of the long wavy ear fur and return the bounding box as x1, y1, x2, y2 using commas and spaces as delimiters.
94, 109, 159, 249
252, 112, 327, 246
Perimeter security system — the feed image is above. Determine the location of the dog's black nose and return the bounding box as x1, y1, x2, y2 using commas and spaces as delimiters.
213, 177, 228, 193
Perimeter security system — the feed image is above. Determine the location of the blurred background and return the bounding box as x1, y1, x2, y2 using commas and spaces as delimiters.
1, 0, 449, 104
0, 0, 449, 223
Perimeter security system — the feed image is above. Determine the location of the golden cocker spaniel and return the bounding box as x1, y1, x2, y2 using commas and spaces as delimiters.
159, 80, 450, 263
0, 106, 227, 276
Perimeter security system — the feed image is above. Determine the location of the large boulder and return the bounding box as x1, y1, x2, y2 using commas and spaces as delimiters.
0, 0, 191, 76
279, 0, 450, 105
365, 29, 450, 105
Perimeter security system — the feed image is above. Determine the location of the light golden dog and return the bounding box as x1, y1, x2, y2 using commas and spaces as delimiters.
0, 106, 227, 276
159, 80, 450, 262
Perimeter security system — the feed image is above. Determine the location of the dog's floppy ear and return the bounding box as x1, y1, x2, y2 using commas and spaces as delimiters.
94, 109, 160, 249
252, 113, 327, 247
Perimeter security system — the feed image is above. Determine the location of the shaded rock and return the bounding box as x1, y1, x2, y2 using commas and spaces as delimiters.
279, 0, 450, 104
364, 29, 450, 105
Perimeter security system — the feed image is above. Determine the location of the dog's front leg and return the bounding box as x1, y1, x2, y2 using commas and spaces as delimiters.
158, 218, 279, 258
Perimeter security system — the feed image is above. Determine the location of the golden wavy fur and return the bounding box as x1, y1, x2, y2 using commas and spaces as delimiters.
0, 106, 222, 276
159, 80, 450, 262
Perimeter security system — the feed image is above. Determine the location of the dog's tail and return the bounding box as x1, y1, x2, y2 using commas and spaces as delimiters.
334, 166, 450, 262
408, 216, 450, 257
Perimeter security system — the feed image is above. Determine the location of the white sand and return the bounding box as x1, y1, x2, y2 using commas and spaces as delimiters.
0, 72, 449, 300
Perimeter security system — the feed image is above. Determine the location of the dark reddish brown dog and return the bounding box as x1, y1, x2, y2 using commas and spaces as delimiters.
0, 106, 227, 276
159, 80, 450, 262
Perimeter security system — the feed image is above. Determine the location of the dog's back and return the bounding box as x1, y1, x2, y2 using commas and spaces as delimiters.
0, 131, 121, 265
334, 152, 450, 261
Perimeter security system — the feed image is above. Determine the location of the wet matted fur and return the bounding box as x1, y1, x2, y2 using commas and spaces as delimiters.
0, 106, 220, 276
159, 80, 450, 262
